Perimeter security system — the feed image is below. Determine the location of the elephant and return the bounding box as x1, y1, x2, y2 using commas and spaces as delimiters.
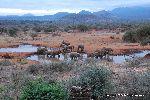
67, 45, 74, 52
94, 49, 105, 59
61, 44, 74, 53
77, 44, 84, 52
101, 47, 113, 55
46, 50, 62, 58
36, 47, 48, 55
93, 47, 113, 59
69, 52, 81, 60
62, 40, 70, 46
60, 43, 65, 48
87, 52, 95, 58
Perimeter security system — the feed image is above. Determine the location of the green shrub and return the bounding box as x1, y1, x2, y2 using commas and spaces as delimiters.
123, 30, 137, 43
117, 70, 150, 100
0, 60, 12, 66
8, 28, 18, 37
77, 24, 88, 32
70, 67, 112, 99
123, 25, 150, 43
140, 38, 150, 46
27, 61, 72, 75
20, 80, 68, 100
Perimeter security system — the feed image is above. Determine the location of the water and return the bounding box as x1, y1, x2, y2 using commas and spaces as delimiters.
0, 44, 55, 52
27, 54, 66, 63
26, 53, 87, 63
111, 50, 150, 64
27, 51, 150, 64
0, 45, 39, 52
0, 44, 149, 64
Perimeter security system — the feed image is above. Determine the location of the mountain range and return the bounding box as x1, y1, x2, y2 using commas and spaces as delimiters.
0, 6, 150, 24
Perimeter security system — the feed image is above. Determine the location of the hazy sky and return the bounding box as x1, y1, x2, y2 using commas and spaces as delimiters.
0, 0, 150, 15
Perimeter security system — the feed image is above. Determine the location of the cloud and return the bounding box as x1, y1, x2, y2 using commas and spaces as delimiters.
0, 0, 150, 15
0, 8, 81, 16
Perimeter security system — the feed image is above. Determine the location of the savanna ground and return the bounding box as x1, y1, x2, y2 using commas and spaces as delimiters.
0, 30, 150, 100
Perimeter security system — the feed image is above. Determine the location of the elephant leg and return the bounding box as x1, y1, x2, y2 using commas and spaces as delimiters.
100, 55, 103, 59
58, 54, 60, 58
71, 57, 73, 60
95, 56, 98, 59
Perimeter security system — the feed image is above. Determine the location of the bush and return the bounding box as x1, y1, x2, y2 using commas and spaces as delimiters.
123, 30, 137, 43
0, 60, 12, 66
140, 38, 150, 46
27, 61, 72, 75
70, 67, 112, 99
44, 26, 58, 32
116, 70, 150, 100
77, 24, 88, 32
123, 25, 150, 43
8, 28, 18, 37
20, 80, 68, 100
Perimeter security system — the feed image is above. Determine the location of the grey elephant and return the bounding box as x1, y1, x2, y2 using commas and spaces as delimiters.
62, 40, 70, 46
46, 50, 62, 58
94, 49, 105, 59
101, 47, 113, 55
67, 45, 74, 52
69, 52, 81, 60
36, 47, 48, 55
77, 44, 84, 52
87, 52, 95, 58
94, 47, 113, 59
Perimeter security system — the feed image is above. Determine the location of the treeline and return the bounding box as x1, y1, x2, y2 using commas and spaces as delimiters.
1, 20, 150, 38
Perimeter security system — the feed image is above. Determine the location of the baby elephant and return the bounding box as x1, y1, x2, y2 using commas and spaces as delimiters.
46, 50, 62, 58
36, 47, 48, 55
87, 52, 95, 58
70, 52, 81, 60
62, 40, 70, 46
77, 45, 84, 52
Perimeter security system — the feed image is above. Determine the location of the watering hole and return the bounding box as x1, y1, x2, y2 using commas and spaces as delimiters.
0, 44, 150, 64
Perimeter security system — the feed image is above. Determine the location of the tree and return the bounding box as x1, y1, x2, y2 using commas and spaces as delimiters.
77, 24, 88, 32
8, 28, 18, 37
20, 80, 68, 100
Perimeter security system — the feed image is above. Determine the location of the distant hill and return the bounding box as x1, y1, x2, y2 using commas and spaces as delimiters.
78, 10, 92, 15
52, 12, 71, 18
0, 6, 150, 23
58, 10, 116, 25
111, 6, 150, 20
58, 13, 99, 25
23, 13, 35, 17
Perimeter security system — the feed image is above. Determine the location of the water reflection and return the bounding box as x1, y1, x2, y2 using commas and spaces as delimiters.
27, 50, 150, 64
111, 50, 150, 63
0, 44, 150, 64
0, 45, 39, 52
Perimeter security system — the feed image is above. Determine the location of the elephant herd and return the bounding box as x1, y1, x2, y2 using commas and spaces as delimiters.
87, 47, 113, 59
36, 41, 113, 60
